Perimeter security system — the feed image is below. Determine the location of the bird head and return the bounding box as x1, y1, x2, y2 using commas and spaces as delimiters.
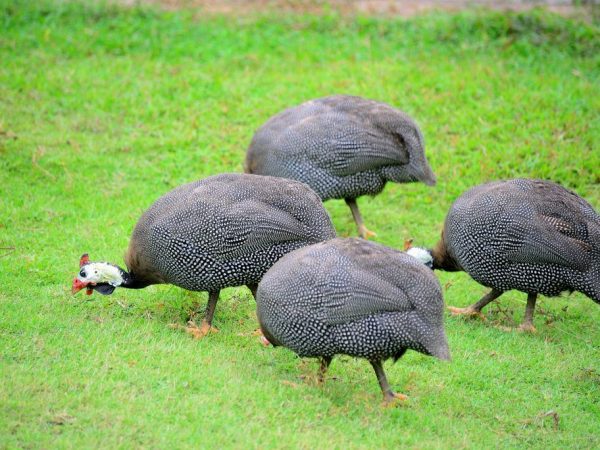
71, 253, 125, 296
406, 246, 434, 269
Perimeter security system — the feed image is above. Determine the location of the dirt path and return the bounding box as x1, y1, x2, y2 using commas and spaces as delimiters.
118, 0, 591, 17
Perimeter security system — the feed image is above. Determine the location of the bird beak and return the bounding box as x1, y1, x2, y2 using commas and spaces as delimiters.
72, 278, 93, 295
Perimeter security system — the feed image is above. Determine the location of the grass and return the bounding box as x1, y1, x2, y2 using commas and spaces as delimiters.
1, 1, 599, 448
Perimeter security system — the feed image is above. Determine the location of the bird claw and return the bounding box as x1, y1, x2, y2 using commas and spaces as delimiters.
517, 322, 537, 333
358, 226, 377, 240
183, 320, 218, 339
201, 321, 219, 335
447, 306, 486, 321
252, 328, 271, 346
299, 373, 323, 386
495, 323, 537, 333
383, 392, 408, 407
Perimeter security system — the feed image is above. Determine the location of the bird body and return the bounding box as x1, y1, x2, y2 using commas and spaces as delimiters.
443, 179, 600, 300
72, 173, 336, 334
245, 95, 436, 238
257, 237, 449, 401
410, 179, 600, 330
125, 173, 336, 292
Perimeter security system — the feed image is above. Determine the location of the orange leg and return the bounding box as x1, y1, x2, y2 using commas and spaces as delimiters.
345, 198, 376, 239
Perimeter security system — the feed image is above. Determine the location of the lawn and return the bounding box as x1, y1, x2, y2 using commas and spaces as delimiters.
0, 1, 599, 448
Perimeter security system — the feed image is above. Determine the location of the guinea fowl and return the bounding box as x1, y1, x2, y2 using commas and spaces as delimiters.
256, 238, 450, 403
71, 173, 336, 336
407, 179, 600, 332
244, 95, 437, 239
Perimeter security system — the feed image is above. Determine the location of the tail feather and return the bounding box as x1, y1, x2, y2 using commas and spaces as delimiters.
413, 316, 451, 361
427, 333, 451, 361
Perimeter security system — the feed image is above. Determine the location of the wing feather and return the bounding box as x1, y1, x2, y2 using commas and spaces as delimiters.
504, 212, 591, 271
283, 115, 409, 176
316, 268, 416, 326
216, 201, 316, 259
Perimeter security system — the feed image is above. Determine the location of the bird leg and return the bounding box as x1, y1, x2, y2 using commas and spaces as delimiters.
247, 286, 269, 344
518, 293, 537, 333
317, 356, 332, 385
199, 290, 220, 336
370, 360, 407, 404
345, 198, 376, 239
448, 288, 503, 320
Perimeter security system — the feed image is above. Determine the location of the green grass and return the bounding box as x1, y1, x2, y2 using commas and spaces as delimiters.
1, 1, 599, 448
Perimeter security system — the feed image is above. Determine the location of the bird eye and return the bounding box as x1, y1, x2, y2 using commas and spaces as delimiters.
79, 269, 86, 278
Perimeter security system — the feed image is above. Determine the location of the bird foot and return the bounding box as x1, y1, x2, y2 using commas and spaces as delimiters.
200, 321, 219, 336
358, 226, 377, 240
184, 320, 218, 339
252, 328, 271, 346
447, 306, 486, 320
517, 322, 537, 333
299, 373, 322, 386
383, 392, 408, 407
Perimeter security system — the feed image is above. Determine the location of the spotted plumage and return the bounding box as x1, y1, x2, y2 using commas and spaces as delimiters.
245, 95, 436, 238
256, 237, 450, 402
411, 178, 600, 331
72, 173, 336, 335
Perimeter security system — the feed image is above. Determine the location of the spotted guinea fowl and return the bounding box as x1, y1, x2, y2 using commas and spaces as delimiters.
244, 95, 436, 239
256, 237, 450, 403
71, 173, 336, 336
407, 178, 600, 332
